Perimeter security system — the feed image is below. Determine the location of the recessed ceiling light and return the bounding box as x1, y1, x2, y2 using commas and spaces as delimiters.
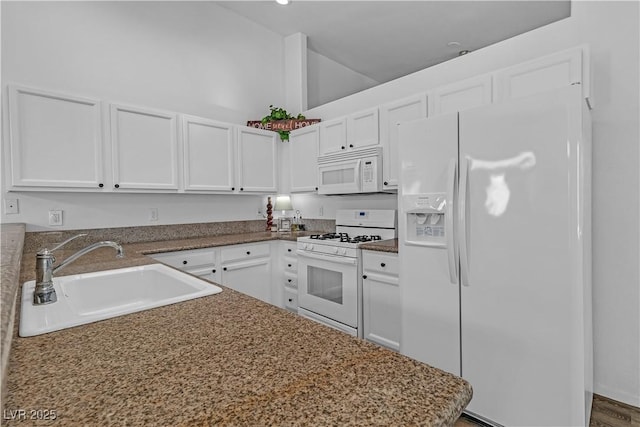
276, 0, 290, 5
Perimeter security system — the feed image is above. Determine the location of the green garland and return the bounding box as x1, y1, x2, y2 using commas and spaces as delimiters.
261, 105, 306, 141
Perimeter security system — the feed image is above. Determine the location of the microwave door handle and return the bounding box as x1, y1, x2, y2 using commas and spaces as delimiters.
355, 159, 362, 190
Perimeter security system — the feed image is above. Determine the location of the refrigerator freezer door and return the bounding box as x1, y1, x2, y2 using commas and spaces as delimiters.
459, 87, 587, 426
398, 113, 461, 377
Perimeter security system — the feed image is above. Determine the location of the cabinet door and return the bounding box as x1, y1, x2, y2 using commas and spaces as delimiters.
7, 85, 105, 190
236, 126, 277, 193
379, 94, 427, 189
347, 107, 379, 150
222, 258, 272, 304
362, 271, 400, 351
111, 104, 179, 190
494, 47, 585, 102
319, 117, 347, 156
289, 125, 319, 192
430, 75, 493, 116
182, 116, 235, 192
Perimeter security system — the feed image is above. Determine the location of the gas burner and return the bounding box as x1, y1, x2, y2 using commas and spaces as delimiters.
339, 234, 383, 244
310, 232, 348, 240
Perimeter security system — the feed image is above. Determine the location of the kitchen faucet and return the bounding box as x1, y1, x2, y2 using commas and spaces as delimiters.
33, 234, 125, 305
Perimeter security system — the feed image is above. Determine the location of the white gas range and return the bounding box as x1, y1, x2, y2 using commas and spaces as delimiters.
296, 209, 397, 337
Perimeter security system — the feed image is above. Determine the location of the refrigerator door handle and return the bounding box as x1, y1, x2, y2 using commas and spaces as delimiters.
446, 159, 458, 284
459, 156, 470, 287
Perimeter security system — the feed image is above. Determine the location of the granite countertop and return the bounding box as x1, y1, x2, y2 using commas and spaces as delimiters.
5, 232, 471, 426
359, 238, 399, 253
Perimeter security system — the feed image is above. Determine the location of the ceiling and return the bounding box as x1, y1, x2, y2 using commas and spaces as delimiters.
216, 1, 571, 84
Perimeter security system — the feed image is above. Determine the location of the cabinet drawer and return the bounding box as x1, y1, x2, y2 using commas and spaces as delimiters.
282, 242, 297, 256
362, 251, 399, 275
284, 287, 298, 312
284, 273, 297, 289
150, 248, 217, 269
221, 242, 270, 263
284, 258, 297, 274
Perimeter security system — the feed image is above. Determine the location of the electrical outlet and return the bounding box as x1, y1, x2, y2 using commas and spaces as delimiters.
149, 208, 159, 222
4, 199, 19, 214
48, 210, 63, 226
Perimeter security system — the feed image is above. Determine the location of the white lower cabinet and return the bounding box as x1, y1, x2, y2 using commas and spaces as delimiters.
281, 241, 299, 312
220, 242, 272, 304
148, 247, 220, 284
362, 251, 400, 351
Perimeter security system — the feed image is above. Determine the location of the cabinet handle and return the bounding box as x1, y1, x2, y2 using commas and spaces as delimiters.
384, 181, 389, 186
288, 264, 292, 267
98, 183, 104, 188
341, 146, 346, 150
212, 269, 216, 273
232, 187, 235, 191
380, 263, 386, 267
223, 267, 227, 271
114, 184, 120, 189
288, 298, 293, 302
246, 251, 251, 255
288, 279, 292, 283
287, 248, 292, 252
349, 144, 354, 148
362, 275, 368, 279
315, 187, 318, 190
183, 260, 188, 265
240, 188, 244, 191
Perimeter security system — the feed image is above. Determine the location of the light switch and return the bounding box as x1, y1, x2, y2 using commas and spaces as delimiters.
48, 210, 63, 226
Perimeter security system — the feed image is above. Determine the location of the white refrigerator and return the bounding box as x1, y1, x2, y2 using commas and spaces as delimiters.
398, 85, 592, 426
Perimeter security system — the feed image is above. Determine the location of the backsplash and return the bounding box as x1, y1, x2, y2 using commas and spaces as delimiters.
23, 219, 336, 253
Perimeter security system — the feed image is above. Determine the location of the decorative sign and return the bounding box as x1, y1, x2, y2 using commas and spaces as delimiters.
246, 119, 321, 131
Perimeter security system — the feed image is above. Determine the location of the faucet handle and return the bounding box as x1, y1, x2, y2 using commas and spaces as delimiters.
38, 233, 88, 255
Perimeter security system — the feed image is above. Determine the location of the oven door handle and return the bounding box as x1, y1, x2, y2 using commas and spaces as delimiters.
296, 250, 357, 265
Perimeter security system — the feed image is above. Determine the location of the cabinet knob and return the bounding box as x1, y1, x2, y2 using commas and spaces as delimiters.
223, 267, 227, 271
246, 251, 251, 255
349, 144, 354, 148
114, 184, 120, 189
288, 298, 293, 302
240, 187, 244, 191
288, 279, 292, 283
362, 275, 368, 279
341, 146, 346, 150
183, 260, 188, 265
212, 269, 216, 273
98, 183, 104, 188
315, 187, 318, 190
287, 248, 292, 252
384, 181, 389, 186
380, 263, 386, 267
232, 187, 235, 191
288, 264, 292, 267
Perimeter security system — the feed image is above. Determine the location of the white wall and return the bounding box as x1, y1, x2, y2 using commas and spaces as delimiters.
307, 49, 379, 109
302, 1, 640, 407
0, 1, 285, 231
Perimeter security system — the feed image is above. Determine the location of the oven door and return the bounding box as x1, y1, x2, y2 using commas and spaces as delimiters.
317, 159, 361, 195
297, 250, 358, 328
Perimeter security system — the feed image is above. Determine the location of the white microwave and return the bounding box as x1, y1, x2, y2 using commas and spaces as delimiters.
317, 147, 383, 195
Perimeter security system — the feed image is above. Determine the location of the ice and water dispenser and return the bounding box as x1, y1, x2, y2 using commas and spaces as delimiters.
403, 193, 448, 247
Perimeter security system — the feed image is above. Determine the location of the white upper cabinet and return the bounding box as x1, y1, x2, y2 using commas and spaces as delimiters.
430, 74, 493, 116
7, 85, 105, 190
379, 94, 428, 189
347, 107, 379, 150
182, 116, 235, 192
494, 46, 588, 103
289, 125, 319, 193
110, 104, 179, 191
236, 126, 277, 193
319, 107, 379, 156
318, 117, 347, 156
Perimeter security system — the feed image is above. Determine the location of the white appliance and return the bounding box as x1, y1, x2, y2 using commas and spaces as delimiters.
297, 209, 397, 337
317, 147, 383, 194
398, 85, 592, 426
